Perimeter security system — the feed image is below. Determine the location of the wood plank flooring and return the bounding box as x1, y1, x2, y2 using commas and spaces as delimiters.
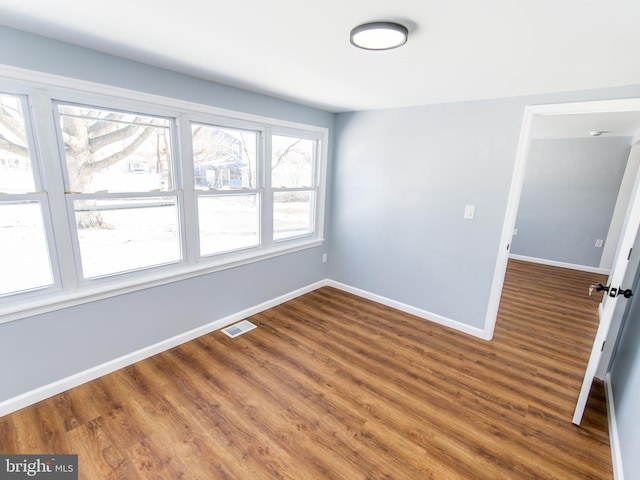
0, 259, 612, 479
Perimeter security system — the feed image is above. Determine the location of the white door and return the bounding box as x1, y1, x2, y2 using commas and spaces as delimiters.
573, 166, 640, 424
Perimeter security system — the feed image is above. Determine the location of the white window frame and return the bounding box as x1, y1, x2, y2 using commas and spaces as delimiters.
188, 117, 265, 259
0, 67, 328, 324
270, 128, 323, 243
52, 100, 184, 285
0, 91, 62, 301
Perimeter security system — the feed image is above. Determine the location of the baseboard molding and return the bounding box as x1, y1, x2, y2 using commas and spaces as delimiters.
605, 373, 625, 480
509, 254, 610, 275
0, 280, 326, 417
0, 278, 490, 417
326, 280, 488, 340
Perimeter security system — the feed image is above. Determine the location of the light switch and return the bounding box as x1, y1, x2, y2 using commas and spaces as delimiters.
464, 205, 475, 219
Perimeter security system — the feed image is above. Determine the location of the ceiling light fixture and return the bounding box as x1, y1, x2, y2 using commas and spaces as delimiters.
350, 21, 408, 51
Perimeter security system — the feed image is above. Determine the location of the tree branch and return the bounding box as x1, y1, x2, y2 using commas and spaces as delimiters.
61, 131, 86, 154
0, 104, 28, 142
88, 112, 125, 137
272, 139, 301, 170
80, 126, 155, 176
0, 132, 28, 157
89, 122, 146, 153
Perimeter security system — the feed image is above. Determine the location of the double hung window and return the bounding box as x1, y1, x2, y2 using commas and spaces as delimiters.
55, 103, 181, 279
0, 93, 55, 296
192, 123, 261, 256
0, 75, 327, 318
272, 134, 318, 241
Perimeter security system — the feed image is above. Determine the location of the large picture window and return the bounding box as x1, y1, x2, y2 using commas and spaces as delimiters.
0, 76, 327, 319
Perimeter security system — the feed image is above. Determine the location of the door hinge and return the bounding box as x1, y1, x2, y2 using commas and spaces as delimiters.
628, 248, 633, 260
601, 341, 606, 352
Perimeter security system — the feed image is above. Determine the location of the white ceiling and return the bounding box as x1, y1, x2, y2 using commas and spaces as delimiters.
0, 0, 639, 113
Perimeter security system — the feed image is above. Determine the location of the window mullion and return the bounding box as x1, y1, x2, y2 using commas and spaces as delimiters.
179, 114, 198, 264
262, 128, 274, 248
30, 90, 79, 291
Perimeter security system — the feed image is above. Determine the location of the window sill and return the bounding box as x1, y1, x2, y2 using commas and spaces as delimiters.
0, 238, 324, 325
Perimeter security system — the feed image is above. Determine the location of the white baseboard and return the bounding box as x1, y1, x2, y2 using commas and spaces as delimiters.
509, 254, 610, 275
605, 373, 625, 480
0, 280, 326, 417
0, 278, 490, 417
326, 280, 488, 340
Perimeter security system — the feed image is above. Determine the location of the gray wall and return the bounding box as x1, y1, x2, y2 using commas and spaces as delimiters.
511, 137, 631, 267
331, 89, 640, 330
0, 27, 334, 402
331, 103, 522, 328
610, 258, 640, 480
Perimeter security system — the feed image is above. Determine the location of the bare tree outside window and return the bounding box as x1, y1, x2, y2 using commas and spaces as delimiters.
57, 105, 172, 229
272, 135, 316, 240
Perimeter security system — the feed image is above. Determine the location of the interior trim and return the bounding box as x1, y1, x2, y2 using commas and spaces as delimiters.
509, 254, 611, 275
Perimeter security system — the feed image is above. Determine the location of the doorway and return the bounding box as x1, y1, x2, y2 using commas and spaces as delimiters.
484, 99, 640, 422
486, 98, 640, 340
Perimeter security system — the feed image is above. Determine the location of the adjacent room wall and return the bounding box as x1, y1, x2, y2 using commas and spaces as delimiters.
0, 27, 334, 404
511, 137, 632, 268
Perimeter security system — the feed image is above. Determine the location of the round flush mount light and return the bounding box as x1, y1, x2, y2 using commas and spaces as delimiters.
350, 21, 409, 50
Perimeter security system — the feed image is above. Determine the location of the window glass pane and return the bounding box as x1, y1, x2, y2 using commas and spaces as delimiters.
0, 202, 53, 295
271, 135, 314, 188
198, 194, 259, 256
273, 191, 313, 241
57, 104, 173, 193
0, 93, 36, 193
192, 123, 257, 190
73, 197, 180, 278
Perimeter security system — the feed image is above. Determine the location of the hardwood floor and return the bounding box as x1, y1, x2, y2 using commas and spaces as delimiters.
0, 259, 612, 479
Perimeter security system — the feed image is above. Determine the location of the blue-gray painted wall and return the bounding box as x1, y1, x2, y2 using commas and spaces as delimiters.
330, 88, 640, 329
511, 137, 632, 267
0, 26, 334, 402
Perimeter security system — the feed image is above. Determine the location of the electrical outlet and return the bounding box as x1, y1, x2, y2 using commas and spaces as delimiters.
322, 253, 328, 263
513, 228, 518, 236
595, 239, 604, 248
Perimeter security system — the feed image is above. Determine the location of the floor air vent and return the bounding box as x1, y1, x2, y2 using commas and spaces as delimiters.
222, 320, 257, 338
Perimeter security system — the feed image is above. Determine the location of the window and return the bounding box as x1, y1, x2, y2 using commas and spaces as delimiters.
272, 134, 318, 241
55, 103, 181, 279
0, 93, 55, 296
192, 123, 260, 256
0, 73, 327, 319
